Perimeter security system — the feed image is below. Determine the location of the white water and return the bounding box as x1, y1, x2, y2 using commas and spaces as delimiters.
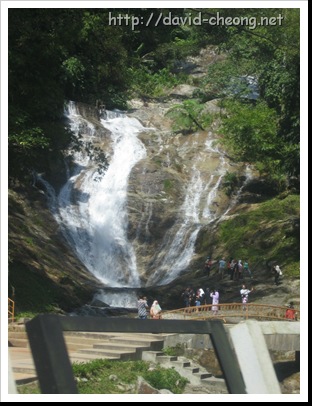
40, 102, 251, 305
57, 102, 149, 287
146, 136, 229, 286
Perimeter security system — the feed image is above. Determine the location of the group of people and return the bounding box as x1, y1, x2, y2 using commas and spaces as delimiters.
137, 296, 162, 320
204, 257, 252, 280
181, 287, 213, 307
181, 287, 220, 314
139, 286, 296, 320
180, 284, 254, 313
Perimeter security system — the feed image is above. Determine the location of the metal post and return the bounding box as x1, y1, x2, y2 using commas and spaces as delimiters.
26, 314, 78, 394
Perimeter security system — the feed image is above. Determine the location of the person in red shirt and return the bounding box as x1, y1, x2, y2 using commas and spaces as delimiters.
285, 302, 296, 320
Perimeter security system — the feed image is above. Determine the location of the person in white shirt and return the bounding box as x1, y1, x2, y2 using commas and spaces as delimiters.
240, 284, 253, 310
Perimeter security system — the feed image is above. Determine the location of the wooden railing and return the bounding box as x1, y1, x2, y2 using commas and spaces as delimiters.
162, 303, 300, 323
8, 298, 15, 323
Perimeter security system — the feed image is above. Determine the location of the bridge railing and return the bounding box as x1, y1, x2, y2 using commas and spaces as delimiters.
8, 298, 15, 323
162, 303, 300, 323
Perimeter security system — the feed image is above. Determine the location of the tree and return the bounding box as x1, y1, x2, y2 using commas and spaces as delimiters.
195, 8, 300, 183
166, 100, 212, 133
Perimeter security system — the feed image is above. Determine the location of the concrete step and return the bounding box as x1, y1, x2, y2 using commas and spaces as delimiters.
155, 355, 178, 363
141, 350, 223, 388
64, 336, 112, 345
78, 348, 137, 360
93, 343, 151, 351
193, 370, 213, 379
184, 366, 200, 373
9, 338, 29, 348
69, 352, 120, 363
171, 359, 192, 368
13, 372, 38, 386
64, 331, 166, 342
9, 327, 167, 386
13, 365, 36, 375
65, 342, 98, 352
8, 331, 28, 339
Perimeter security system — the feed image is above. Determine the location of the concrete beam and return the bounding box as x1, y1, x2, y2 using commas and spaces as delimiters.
163, 321, 300, 352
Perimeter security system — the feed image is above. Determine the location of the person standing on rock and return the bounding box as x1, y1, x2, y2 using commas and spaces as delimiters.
218, 258, 226, 279
273, 265, 282, 285
204, 257, 212, 277
137, 296, 149, 319
243, 259, 252, 278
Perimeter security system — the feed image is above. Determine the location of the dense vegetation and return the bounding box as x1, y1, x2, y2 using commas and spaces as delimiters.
9, 8, 299, 188
18, 359, 189, 394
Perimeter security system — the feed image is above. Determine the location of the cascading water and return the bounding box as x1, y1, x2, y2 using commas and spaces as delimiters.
57, 102, 149, 288
146, 135, 229, 286
40, 101, 252, 307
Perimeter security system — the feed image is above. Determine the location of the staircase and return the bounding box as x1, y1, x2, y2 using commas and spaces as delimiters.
8, 323, 166, 386
9, 323, 227, 392
142, 351, 227, 392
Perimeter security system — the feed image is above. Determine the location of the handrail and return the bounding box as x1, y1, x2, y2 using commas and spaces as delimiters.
8, 298, 15, 323
161, 302, 300, 323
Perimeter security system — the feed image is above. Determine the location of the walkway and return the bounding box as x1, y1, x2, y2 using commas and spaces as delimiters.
161, 302, 300, 323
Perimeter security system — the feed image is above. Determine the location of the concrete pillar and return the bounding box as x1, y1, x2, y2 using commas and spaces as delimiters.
228, 320, 281, 394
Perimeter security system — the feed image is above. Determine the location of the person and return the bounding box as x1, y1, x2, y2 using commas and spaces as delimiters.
243, 260, 252, 278
150, 300, 162, 319
232, 259, 239, 281
285, 302, 296, 320
273, 265, 282, 285
197, 288, 205, 304
237, 260, 243, 280
218, 258, 226, 279
204, 287, 210, 304
195, 293, 201, 307
210, 288, 219, 315
137, 296, 149, 319
204, 257, 212, 277
181, 287, 191, 307
240, 284, 253, 310
230, 259, 236, 280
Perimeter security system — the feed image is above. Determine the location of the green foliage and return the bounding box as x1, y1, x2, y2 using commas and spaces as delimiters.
216, 194, 300, 276
163, 343, 186, 357
18, 359, 189, 394
219, 100, 286, 183
8, 8, 300, 185
166, 99, 212, 133
62, 57, 86, 88
144, 365, 189, 394
129, 66, 187, 98
163, 179, 173, 191
222, 171, 239, 196
72, 359, 188, 394
196, 8, 300, 181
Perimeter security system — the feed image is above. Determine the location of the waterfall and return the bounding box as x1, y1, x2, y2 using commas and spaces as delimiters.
146, 135, 229, 286
56, 102, 149, 287
39, 102, 251, 306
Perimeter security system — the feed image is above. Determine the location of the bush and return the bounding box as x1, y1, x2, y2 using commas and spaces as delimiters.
145, 366, 189, 394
